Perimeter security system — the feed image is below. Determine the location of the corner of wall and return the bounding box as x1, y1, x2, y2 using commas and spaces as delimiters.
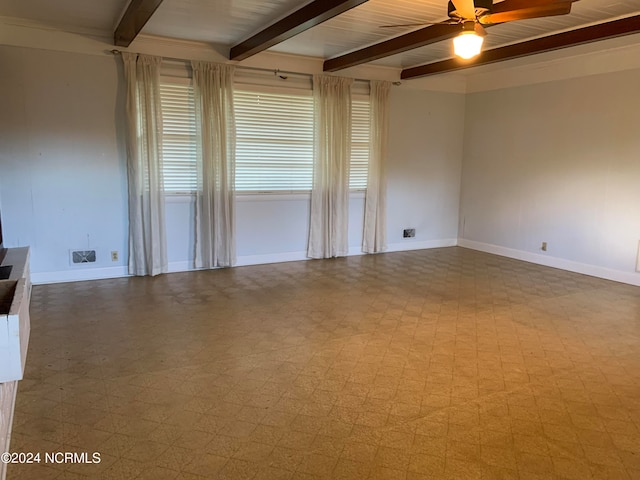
458, 238, 640, 287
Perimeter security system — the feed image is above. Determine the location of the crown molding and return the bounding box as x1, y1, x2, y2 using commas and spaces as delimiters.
464, 31, 640, 93
0, 17, 410, 86
0, 15, 112, 55
0, 15, 111, 39
3, 14, 636, 95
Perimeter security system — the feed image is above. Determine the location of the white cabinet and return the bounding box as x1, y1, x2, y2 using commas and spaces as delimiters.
0, 247, 31, 383
0, 247, 30, 480
0, 380, 17, 480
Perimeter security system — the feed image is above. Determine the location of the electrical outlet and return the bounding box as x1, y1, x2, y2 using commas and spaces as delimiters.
541, 242, 547, 252
111, 251, 119, 262
403, 228, 415, 238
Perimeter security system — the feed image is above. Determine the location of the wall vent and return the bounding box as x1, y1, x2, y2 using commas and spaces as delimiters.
71, 250, 96, 264
403, 228, 416, 238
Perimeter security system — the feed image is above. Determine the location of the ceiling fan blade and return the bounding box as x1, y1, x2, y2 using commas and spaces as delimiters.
480, 3, 572, 24
491, 0, 579, 14
451, 0, 476, 19
474, 23, 487, 36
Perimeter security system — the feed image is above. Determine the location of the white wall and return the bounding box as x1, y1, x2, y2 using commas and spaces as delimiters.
0, 46, 465, 283
0, 47, 129, 281
459, 67, 640, 284
387, 88, 464, 247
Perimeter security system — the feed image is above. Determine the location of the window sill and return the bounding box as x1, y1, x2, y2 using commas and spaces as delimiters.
164, 190, 366, 203
236, 191, 365, 201
165, 193, 195, 204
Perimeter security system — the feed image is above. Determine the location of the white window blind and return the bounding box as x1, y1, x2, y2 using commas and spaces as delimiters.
351, 98, 370, 190
160, 83, 197, 193
158, 81, 370, 193
235, 89, 314, 192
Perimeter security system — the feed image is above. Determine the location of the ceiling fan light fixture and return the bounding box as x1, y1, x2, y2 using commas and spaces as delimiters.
453, 31, 484, 59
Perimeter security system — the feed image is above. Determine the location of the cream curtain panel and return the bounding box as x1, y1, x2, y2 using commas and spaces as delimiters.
191, 61, 236, 268
122, 52, 168, 276
308, 75, 354, 259
362, 80, 391, 254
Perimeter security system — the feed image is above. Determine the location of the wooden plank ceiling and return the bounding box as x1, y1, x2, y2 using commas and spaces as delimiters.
2, 0, 640, 78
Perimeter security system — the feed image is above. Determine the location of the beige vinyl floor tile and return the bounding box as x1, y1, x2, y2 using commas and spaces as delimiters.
6, 247, 640, 479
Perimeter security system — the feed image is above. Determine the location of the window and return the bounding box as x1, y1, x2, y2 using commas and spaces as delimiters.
160, 82, 197, 193
235, 89, 314, 192
159, 80, 370, 193
351, 98, 370, 190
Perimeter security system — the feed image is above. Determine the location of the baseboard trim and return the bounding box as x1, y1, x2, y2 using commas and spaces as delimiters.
231, 239, 459, 267
166, 261, 193, 273
386, 238, 458, 252
31, 239, 459, 284
32, 266, 130, 284
29, 238, 640, 287
458, 238, 640, 287
235, 251, 309, 267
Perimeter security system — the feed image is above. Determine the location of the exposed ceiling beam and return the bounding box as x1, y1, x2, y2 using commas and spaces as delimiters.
114, 0, 164, 47
324, 23, 467, 72
401, 15, 640, 80
230, 0, 369, 61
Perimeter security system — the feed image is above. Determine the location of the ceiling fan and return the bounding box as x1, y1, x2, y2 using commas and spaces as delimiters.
382, 0, 579, 59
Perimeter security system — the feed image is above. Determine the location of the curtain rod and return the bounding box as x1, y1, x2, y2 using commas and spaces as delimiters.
109, 49, 401, 86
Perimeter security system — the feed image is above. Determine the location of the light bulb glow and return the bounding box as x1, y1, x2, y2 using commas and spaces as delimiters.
453, 32, 484, 59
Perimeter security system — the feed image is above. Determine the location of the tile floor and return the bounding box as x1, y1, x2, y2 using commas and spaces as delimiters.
6, 247, 640, 479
